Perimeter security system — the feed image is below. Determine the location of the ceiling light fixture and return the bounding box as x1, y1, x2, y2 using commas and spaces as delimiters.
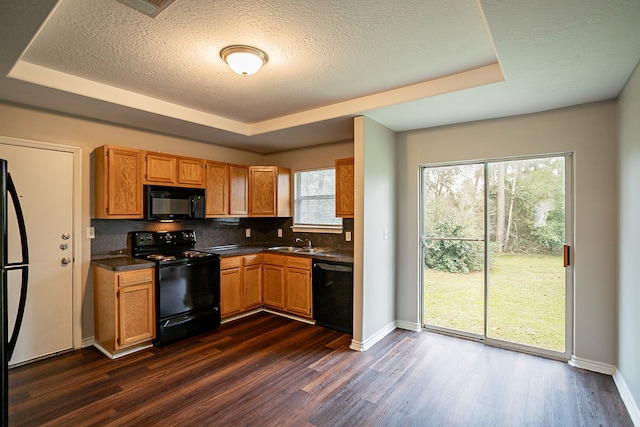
220, 45, 268, 77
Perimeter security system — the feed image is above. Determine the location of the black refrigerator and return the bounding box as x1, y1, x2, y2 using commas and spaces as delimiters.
1, 159, 29, 426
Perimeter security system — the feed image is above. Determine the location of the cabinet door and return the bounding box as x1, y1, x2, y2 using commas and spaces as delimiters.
95, 145, 143, 218
220, 267, 243, 317
145, 153, 176, 184
285, 267, 312, 318
335, 157, 354, 218
243, 263, 263, 309
178, 158, 205, 187
117, 282, 155, 349
249, 167, 277, 216
229, 165, 249, 216
263, 264, 285, 309
206, 161, 229, 216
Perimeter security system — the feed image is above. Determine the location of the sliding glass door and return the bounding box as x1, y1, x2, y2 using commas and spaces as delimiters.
421, 155, 572, 359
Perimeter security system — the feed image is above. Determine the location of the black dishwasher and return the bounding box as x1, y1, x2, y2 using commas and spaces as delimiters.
312, 260, 353, 335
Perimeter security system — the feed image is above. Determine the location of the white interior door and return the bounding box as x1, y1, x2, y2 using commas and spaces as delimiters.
1, 143, 74, 366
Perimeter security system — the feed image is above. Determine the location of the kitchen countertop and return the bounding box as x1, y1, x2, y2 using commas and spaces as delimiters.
92, 256, 155, 271
201, 244, 354, 264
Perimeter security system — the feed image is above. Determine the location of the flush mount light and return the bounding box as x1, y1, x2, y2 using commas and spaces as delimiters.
220, 45, 268, 76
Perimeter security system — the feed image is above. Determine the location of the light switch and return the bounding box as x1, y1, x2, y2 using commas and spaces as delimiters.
245, 228, 251, 237
86, 227, 95, 239
346, 231, 352, 242
278, 228, 283, 237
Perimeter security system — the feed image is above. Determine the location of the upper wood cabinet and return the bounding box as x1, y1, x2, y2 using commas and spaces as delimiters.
230, 165, 249, 216
144, 152, 205, 188
145, 152, 176, 184
249, 166, 291, 217
205, 161, 229, 217
335, 157, 354, 218
205, 162, 249, 217
178, 157, 206, 187
95, 145, 144, 219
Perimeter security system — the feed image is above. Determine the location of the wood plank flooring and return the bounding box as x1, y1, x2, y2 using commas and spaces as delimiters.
8, 313, 633, 426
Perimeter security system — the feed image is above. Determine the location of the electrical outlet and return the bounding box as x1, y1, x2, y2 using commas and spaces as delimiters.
346, 231, 352, 242
86, 227, 95, 239
245, 228, 251, 238
277, 228, 283, 238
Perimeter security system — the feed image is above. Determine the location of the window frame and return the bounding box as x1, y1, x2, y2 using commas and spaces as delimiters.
292, 167, 343, 234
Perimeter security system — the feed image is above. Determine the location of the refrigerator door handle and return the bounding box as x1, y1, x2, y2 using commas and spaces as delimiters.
5, 172, 29, 360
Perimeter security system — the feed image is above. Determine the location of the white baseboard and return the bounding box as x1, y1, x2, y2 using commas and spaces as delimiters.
569, 355, 616, 375
350, 320, 397, 352
396, 320, 421, 332
614, 369, 640, 426
93, 342, 153, 359
81, 336, 95, 348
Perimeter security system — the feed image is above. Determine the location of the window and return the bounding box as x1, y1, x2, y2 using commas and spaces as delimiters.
293, 168, 343, 233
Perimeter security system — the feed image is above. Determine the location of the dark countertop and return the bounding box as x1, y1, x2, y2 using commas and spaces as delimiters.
91, 256, 155, 272
200, 244, 354, 264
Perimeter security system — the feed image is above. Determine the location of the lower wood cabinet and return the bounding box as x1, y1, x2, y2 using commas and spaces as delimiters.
262, 254, 285, 309
220, 254, 263, 318
94, 267, 156, 357
221, 253, 313, 319
263, 254, 312, 318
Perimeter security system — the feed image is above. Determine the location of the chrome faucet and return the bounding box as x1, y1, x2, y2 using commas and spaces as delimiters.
295, 237, 312, 248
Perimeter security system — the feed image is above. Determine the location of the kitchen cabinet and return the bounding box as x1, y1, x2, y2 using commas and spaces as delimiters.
243, 254, 263, 309
262, 254, 285, 309
220, 257, 243, 317
335, 157, 354, 218
144, 152, 205, 188
205, 161, 229, 217
248, 166, 291, 217
205, 162, 249, 217
230, 165, 249, 216
263, 254, 312, 318
95, 145, 144, 219
284, 257, 312, 318
94, 266, 155, 357
220, 254, 263, 317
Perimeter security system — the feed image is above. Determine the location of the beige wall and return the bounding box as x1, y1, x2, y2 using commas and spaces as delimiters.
353, 116, 397, 349
265, 140, 353, 172
0, 101, 354, 343
396, 100, 618, 366
617, 59, 640, 421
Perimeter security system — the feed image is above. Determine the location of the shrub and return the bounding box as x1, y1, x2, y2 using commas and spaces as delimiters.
425, 222, 484, 273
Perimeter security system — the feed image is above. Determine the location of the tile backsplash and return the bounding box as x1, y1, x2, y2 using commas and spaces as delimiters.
91, 217, 354, 258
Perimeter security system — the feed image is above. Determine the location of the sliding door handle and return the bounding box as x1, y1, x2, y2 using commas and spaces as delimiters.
563, 244, 571, 267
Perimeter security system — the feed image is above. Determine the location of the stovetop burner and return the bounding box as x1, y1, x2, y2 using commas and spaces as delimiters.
147, 254, 176, 261
183, 250, 213, 258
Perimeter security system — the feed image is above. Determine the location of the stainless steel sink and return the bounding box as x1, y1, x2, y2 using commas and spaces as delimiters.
267, 246, 297, 252
293, 247, 329, 254
267, 246, 330, 254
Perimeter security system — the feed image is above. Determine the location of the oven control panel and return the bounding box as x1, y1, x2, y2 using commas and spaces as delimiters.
130, 230, 197, 249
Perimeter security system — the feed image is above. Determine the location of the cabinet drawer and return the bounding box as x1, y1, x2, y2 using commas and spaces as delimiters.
118, 269, 153, 287
286, 256, 312, 270
243, 254, 262, 266
220, 256, 242, 270
262, 253, 285, 266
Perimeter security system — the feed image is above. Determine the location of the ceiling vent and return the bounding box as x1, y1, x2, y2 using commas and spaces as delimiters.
116, 0, 176, 18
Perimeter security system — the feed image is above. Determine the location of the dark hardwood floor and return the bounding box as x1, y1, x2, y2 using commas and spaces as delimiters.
8, 313, 633, 426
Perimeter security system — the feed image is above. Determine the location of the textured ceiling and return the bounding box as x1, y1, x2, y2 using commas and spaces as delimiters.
0, 0, 639, 153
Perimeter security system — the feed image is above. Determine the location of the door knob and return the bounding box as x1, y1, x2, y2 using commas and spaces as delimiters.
61, 257, 71, 265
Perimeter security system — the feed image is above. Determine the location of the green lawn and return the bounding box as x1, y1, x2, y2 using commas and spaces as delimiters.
423, 254, 565, 352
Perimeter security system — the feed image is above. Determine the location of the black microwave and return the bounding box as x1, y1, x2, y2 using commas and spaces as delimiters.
144, 185, 206, 220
